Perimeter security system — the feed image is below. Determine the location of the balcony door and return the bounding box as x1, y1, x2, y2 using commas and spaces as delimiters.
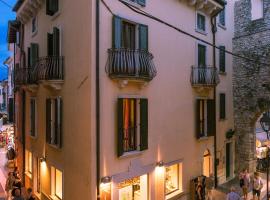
122, 21, 136, 49
198, 44, 206, 84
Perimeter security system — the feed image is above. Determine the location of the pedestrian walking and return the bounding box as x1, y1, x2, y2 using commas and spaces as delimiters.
205, 174, 214, 200
252, 172, 263, 200
227, 187, 241, 200
239, 168, 250, 200
26, 188, 35, 200
5, 172, 15, 199
13, 188, 24, 200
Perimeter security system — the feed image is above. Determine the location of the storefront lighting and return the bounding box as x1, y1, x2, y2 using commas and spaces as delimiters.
101, 176, 111, 184
156, 161, 164, 167
40, 157, 46, 162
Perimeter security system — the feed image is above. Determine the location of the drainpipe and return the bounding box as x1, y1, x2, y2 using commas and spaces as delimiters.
95, 0, 101, 199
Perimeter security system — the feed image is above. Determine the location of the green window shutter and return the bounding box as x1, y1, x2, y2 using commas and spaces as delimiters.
137, 0, 146, 6
220, 93, 226, 119
53, 27, 60, 56
112, 16, 122, 49
198, 44, 206, 67
207, 99, 216, 137
117, 98, 124, 157
139, 24, 148, 51
140, 98, 148, 151
46, 99, 52, 144
30, 99, 36, 137
55, 97, 62, 148
219, 46, 226, 72
47, 33, 54, 56
196, 99, 201, 139
30, 43, 39, 67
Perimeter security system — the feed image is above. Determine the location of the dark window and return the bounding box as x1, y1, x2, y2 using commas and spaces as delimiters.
47, 27, 60, 56
198, 44, 206, 67
117, 98, 148, 156
46, 97, 62, 148
46, 0, 59, 16
30, 99, 36, 137
220, 93, 226, 119
127, 0, 146, 6
196, 99, 216, 138
219, 9, 225, 26
197, 13, 206, 32
219, 46, 226, 72
30, 43, 39, 67
32, 17, 37, 33
122, 21, 136, 49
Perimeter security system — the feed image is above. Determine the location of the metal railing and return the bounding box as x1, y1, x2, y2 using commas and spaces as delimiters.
106, 48, 157, 81
15, 67, 37, 85
190, 66, 220, 86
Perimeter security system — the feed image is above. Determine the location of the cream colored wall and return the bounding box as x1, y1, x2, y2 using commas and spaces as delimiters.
99, 0, 222, 199
22, 0, 94, 199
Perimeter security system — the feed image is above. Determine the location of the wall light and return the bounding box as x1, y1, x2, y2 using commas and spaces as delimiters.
101, 176, 111, 184
40, 157, 46, 163
156, 161, 164, 167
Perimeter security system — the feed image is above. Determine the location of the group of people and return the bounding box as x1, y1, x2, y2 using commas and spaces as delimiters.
5, 167, 35, 200
227, 170, 263, 200
196, 175, 215, 200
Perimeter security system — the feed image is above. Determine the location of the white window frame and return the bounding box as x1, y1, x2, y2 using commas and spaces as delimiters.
30, 97, 38, 138
195, 11, 207, 35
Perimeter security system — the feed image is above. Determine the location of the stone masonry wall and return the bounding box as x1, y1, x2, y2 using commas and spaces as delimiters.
233, 0, 270, 172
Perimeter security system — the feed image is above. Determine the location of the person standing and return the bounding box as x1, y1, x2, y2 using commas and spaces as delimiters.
252, 172, 263, 200
205, 174, 214, 200
26, 188, 35, 200
227, 187, 241, 200
239, 169, 250, 200
13, 188, 24, 200
5, 172, 15, 199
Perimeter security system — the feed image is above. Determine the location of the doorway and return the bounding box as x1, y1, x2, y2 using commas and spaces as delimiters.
203, 149, 211, 177
226, 142, 233, 179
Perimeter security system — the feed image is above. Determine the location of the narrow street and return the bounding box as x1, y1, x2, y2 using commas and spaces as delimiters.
0, 148, 8, 199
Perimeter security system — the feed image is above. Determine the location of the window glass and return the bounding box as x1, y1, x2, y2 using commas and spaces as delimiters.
198, 44, 206, 67
25, 150, 32, 177
122, 21, 136, 49
219, 9, 225, 26
118, 174, 148, 200
165, 164, 179, 195
55, 169, 63, 199
32, 17, 37, 33
197, 13, 205, 31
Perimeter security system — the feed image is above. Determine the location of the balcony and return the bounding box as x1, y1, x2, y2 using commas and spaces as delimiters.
186, 0, 225, 16
36, 56, 64, 90
106, 48, 157, 87
190, 66, 219, 96
15, 67, 38, 92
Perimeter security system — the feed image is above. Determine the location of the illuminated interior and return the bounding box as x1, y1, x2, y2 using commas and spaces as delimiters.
25, 150, 32, 177
165, 163, 183, 197
118, 174, 148, 200
51, 167, 63, 199
203, 150, 212, 177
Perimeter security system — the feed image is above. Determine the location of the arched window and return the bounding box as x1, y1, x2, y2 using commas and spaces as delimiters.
203, 149, 212, 177
251, 0, 263, 20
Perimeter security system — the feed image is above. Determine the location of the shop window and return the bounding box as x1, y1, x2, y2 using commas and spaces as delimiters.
117, 98, 148, 157
196, 99, 215, 138
251, 0, 263, 20
46, 97, 62, 148
165, 163, 183, 198
25, 150, 32, 178
118, 174, 148, 200
30, 98, 37, 137
51, 167, 63, 199
46, 0, 59, 16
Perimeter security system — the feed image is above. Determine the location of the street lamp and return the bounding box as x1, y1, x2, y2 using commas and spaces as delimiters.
260, 112, 270, 199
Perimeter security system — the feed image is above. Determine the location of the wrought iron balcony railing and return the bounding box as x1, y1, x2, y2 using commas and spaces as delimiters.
190, 66, 220, 87
106, 48, 157, 82
15, 67, 37, 85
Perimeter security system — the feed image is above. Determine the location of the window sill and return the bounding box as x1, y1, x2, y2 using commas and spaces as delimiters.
47, 143, 61, 151
219, 71, 227, 75
195, 28, 207, 36
49, 195, 62, 200
166, 190, 185, 200
51, 11, 61, 21
25, 171, 32, 179
218, 23, 226, 30
119, 150, 143, 159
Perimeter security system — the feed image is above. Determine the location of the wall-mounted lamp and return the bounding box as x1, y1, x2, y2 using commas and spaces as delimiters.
101, 176, 111, 184
156, 161, 164, 167
40, 157, 46, 162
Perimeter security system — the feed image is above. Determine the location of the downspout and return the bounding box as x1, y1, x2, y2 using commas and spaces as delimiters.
96, 0, 101, 199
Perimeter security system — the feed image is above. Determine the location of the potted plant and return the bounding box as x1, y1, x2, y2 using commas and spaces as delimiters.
226, 129, 235, 139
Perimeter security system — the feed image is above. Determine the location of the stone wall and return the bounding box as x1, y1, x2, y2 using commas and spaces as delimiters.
233, 0, 270, 171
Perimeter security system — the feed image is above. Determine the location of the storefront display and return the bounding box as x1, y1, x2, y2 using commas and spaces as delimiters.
118, 174, 148, 200
165, 164, 179, 195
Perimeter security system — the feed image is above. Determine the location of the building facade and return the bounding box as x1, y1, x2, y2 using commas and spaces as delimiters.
12, 0, 235, 199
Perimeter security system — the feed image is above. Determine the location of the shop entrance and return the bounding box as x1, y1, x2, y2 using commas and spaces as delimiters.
203, 150, 212, 177
226, 142, 233, 179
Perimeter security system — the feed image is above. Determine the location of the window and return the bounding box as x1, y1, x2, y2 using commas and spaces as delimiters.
30, 98, 37, 137
220, 93, 226, 119
46, 0, 59, 16
113, 16, 148, 50
28, 43, 39, 67
219, 46, 226, 73
251, 0, 263, 20
198, 44, 206, 67
118, 174, 148, 200
46, 97, 62, 148
219, 8, 225, 26
165, 163, 183, 199
35, 157, 41, 194
117, 98, 148, 157
196, 99, 215, 138
196, 13, 206, 32
32, 16, 37, 34
125, 0, 146, 6
47, 27, 60, 56
25, 150, 32, 178
51, 167, 63, 199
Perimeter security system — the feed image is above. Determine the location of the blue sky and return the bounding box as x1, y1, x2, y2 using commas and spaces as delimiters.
0, 0, 17, 81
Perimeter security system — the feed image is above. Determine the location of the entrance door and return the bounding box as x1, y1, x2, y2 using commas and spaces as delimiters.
226, 143, 232, 178
203, 150, 211, 177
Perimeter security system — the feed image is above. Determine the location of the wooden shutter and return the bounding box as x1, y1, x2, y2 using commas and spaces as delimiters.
139, 24, 148, 51
55, 97, 62, 148
137, 0, 146, 6
140, 98, 148, 151
112, 16, 122, 49
198, 44, 206, 67
46, 0, 58, 16
30, 99, 35, 137
46, 99, 52, 144
220, 93, 226, 119
219, 46, 226, 72
47, 33, 54, 56
117, 98, 124, 157
52, 0, 59, 14
207, 100, 216, 137
53, 27, 60, 56
196, 99, 201, 139
30, 43, 39, 67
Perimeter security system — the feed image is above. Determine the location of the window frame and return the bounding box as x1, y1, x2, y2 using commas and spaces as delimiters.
31, 16, 38, 36
197, 42, 207, 67
218, 8, 226, 28
30, 97, 37, 138
48, 26, 62, 56
120, 0, 146, 7
25, 150, 33, 179
46, 0, 60, 17
219, 93, 226, 120
196, 11, 207, 35
219, 45, 226, 73
51, 166, 63, 200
